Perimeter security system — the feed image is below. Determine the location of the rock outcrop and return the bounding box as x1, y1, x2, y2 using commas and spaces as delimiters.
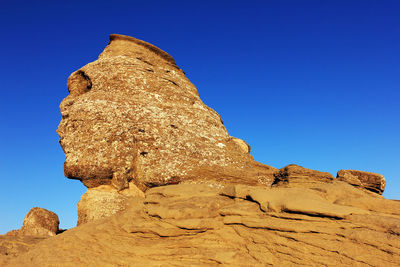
57, 34, 276, 192
6, 208, 59, 238
337, 169, 386, 194
272, 164, 334, 187
1, 34, 398, 266
3, 182, 400, 266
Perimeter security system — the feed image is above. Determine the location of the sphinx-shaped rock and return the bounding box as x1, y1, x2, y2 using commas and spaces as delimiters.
337, 169, 386, 194
57, 34, 276, 190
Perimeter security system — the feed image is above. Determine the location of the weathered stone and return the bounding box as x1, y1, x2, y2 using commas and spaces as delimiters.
77, 183, 144, 225
6, 208, 59, 238
337, 169, 386, 194
231, 137, 251, 153
0, 235, 46, 265
57, 34, 276, 191
3, 34, 399, 266
272, 164, 334, 186
4, 183, 400, 266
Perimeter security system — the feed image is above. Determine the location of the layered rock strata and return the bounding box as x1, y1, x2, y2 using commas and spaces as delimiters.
337, 169, 386, 194
3, 182, 400, 266
2, 34, 397, 266
272, 164, 334, 187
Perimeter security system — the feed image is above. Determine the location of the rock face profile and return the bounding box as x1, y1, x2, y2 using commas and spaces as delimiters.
337, 169, 386, 194
1, 34, 399, 266
56, 34, 276, 191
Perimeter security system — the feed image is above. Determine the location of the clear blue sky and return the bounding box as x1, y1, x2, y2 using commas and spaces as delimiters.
0, 0, 399, 234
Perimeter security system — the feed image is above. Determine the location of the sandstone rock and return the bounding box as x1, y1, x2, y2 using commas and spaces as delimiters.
0, 235, 45, 266
57, 34, 276, 191
4, 183, 400, 266
4, 34, 399, 266
337, 169, 386, 194
231, 137, 251, 153
272, 164, 334, 187
77, 183, 144, 225
7, 208, 59, 238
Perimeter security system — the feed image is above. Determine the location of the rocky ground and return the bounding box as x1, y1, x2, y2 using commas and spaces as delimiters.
1, 177, 400, 266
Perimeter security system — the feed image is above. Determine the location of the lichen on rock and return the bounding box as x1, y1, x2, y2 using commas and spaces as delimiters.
57, 34, 276, 191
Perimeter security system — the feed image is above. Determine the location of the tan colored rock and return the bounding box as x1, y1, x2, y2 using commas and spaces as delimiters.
6, 208, 59, 238
77, 183, 144, 225
337, 169, 386, 194
120, 181, 145, 198
231, 137, 251, 153
0, 235, 46, 266
272, 164, 334, 187
4, 183, 400, 266
56, 34, 276, 191
4, 34, 399, 266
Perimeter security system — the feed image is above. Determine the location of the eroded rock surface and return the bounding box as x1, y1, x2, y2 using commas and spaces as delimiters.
2, 34, 397, 266
57, 34, 276, 191
6, 208, 59, 238
272, 164, 334, 187
3, 183, 400, 266
0, 235, 45, 266
77, 183, 144, 225
337, 169, 386, 194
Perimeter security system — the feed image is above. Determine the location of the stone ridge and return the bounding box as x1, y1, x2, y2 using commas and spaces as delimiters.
3, 183, 400, 266
109, 34, 177, 66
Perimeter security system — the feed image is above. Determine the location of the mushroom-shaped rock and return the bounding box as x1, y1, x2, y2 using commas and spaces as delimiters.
57, 34, 277, 191
7, 208, 60, 237
337, 169, 386, 194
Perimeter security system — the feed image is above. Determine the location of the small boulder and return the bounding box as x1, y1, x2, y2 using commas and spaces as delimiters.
7, 208, 59, 237
337, 169, 386, 194
273, 164, 334, 186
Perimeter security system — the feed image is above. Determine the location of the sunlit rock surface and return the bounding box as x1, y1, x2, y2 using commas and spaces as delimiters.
1, 34, 398, 266
57, 34, 276, 191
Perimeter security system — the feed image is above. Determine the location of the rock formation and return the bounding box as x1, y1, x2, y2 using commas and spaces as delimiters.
77, 182, 144, 225
272, 164, 334, 187
6, 208, 59, 238
337, 169, 386, 194
3, 182, 400, 266
56, 34, 276, 192
1, 34, 399, 266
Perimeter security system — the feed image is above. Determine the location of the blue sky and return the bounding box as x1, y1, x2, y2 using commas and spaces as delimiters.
0, 0, 399, 233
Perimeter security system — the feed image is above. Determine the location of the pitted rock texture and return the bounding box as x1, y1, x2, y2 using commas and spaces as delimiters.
77, 183, 144, 225
337, 169, 386, 194
3, 183, 400, 266
57, 34, 276, 190
6, 208, 59, 238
